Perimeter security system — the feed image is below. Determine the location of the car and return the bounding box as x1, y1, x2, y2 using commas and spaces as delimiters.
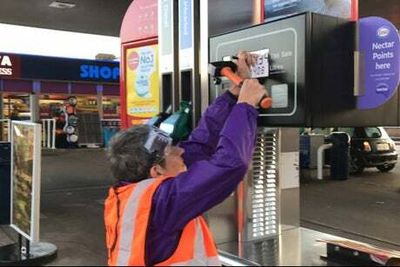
334, 127, 398, 174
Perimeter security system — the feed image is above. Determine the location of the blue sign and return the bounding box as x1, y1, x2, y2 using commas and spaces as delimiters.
357, 17, 400, 110
19, 54, 120, 83
179, 0, 192, 49
80, 65, 120, 81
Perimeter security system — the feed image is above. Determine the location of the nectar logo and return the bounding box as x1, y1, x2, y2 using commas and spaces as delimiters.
377, 27, 390, 38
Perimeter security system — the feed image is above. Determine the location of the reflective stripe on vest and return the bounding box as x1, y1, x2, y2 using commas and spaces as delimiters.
116, 178, 155, 266
107, 177, 221, 266
169, 218, 221, 266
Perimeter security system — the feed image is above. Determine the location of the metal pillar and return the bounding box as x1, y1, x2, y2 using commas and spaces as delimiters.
30, 93, 40, 123
0, 92, 3, 120
0, 91, 3, 139
97, 90, 103, 119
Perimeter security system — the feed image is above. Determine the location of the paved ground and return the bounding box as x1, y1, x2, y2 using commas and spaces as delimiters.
1, 148, 399, 265
300, 155, 400, 250
0, 149, 112, 266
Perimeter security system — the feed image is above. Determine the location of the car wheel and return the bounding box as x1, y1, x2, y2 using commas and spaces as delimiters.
376, 164, 396, 173
350, 157, 364, 175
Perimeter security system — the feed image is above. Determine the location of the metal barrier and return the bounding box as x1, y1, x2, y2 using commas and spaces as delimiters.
317, 143, 333, 180
41, 119, 56, 149
0, 119, 11, 142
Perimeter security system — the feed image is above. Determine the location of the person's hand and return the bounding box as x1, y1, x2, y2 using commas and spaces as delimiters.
237, 51, 257, 79
229, 51, 257, 96
237, 79, 266, 108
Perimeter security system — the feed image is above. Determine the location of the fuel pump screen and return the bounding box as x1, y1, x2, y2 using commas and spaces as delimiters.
210, 13, 304, 126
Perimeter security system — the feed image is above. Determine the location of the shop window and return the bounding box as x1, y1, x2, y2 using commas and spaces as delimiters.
2, 94, 30, 120
102, 96, 120, 119
76, 96, 98, 113
39, 95, 66, 119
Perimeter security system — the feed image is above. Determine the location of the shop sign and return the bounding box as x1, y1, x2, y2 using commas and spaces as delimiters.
18, 54, 119, 83
0, 54, 21, 78
357, 17, 400, 110
125, 45, 160, 125
80, 64, 119, 81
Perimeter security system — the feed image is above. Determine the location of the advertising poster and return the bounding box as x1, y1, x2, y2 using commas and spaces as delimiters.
10, 121, 41, 242
126, 45, 160, 125
265, 0, 351, 20
357, 17, 400, 109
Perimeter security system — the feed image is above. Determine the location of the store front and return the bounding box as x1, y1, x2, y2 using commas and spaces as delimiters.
0, 53, 120, 146
0, 53, 120, 120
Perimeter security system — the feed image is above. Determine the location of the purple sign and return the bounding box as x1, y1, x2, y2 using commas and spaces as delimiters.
357, 17, 400, 110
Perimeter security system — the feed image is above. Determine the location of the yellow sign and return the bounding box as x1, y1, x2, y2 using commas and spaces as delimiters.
126, 45, 159, 124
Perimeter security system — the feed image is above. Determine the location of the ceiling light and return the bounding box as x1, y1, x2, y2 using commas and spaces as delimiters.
49, 1, 76, 9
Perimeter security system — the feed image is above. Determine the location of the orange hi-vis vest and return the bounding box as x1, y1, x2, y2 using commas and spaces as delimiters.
104, 176, 221, 266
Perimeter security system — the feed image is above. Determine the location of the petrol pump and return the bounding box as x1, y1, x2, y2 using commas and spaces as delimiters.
120, 0, 400, 265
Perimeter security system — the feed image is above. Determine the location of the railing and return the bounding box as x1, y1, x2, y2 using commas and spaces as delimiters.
317, 143, 333, 180
41, 119, 56, 149
0, 119, 11, 142
218, 250, 260, 266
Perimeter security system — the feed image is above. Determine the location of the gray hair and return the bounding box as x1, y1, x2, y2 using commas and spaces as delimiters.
107, 125, 155, 183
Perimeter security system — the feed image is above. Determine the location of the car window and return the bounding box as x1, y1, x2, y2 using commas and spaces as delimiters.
310, 128, 333, 135
337, 128, 355, 137
364, 127, 382, 138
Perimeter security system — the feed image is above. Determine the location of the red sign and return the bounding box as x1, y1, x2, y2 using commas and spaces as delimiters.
120, 0, 158, 43
0, 54, 21, 79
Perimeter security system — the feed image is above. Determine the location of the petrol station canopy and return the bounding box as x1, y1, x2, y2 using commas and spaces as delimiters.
0, 0, 133, 37
0, 0, 399, 37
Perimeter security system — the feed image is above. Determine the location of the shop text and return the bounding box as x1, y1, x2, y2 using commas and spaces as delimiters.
80, 65, 119, 81
0, 55, 13, 76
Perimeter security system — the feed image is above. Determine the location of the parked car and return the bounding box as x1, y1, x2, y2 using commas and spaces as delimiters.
334, 127, 398, 174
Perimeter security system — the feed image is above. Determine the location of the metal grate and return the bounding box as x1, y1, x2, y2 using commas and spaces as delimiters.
77, 112, 102, 146
251, 129, 278, 239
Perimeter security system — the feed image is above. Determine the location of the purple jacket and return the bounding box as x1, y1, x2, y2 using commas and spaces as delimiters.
146, 92, 259, 265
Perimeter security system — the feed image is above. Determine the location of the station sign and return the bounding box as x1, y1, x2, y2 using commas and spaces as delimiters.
0, 53, 119, 83
357, 17, 400, 110
0, 54, 21, 79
